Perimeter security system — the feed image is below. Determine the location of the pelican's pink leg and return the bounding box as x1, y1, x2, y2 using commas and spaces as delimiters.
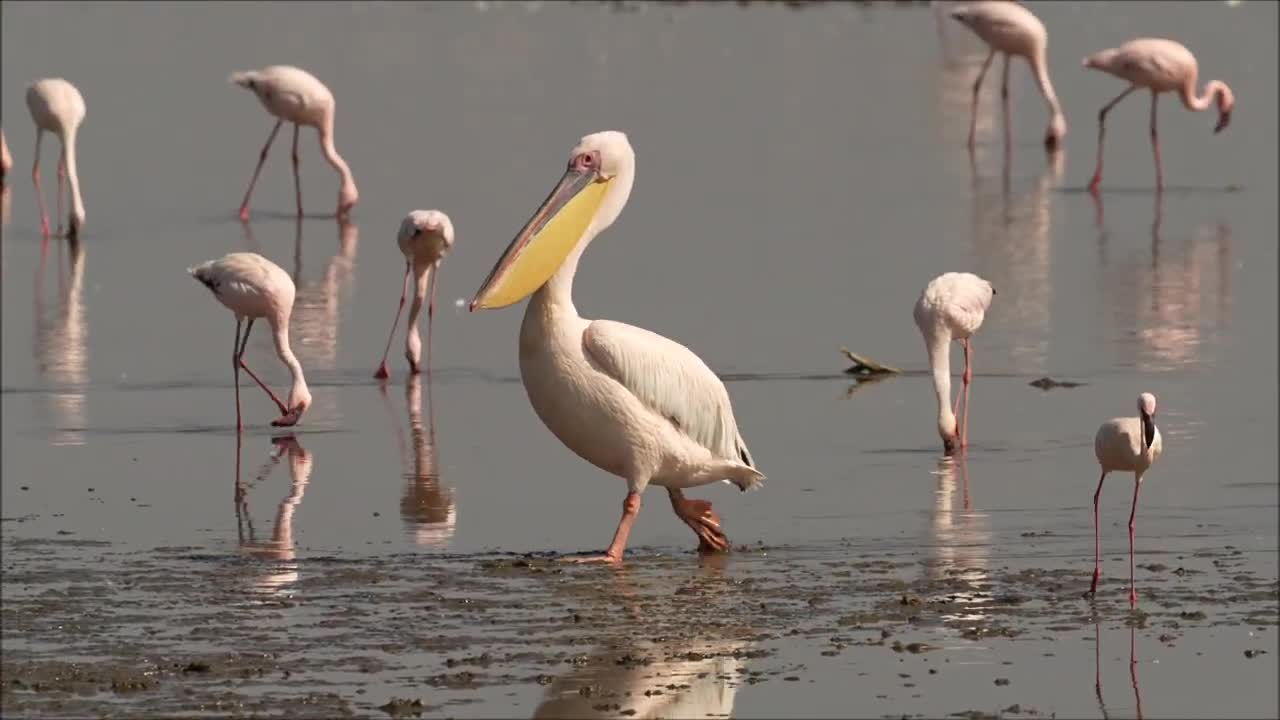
1089, 85, 1137, 194
374, 264, 412, 379
291, 124, 303, 218
1089, 471, 1107, 596
31, 129, 51, 237
669, 488, 730, 553
239, 119, 283, 222
566, 492, 641, 564
1127, 474, 1143, 607
968, 49, 996, 149
1149, 91, 1164, 194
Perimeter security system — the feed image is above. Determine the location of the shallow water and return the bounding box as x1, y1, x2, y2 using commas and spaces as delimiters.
2, 1, 1277, 718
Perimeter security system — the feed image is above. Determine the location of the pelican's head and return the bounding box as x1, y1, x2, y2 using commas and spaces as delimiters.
470, 131, 635, 311
399, 209, 455, 257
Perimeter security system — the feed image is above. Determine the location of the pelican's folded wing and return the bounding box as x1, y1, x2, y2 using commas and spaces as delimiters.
583, 319, 751, 465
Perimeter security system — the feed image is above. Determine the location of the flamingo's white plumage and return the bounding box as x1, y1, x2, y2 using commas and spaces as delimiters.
1090, 392, 1163, 607
1, 128, 12, 179
469, 131, 763, 563
374, 210, 455, 379
229, 65, 358, 221
26, 78, 87, 237
914, 272, 996, 455
189, 252, 312, 431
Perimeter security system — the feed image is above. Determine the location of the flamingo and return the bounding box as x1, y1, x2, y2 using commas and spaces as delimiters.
374, 210, 455, 379
1, 128, 12, 180
26, 78, 87, 238
948, 2, 1067, 150
188, 252, 312, 432
1089, 392, 1163, 607
228, 65, 358, 222
1083, 38, 1234, 194
913, 272, 996, 456
469, 131, 764, 563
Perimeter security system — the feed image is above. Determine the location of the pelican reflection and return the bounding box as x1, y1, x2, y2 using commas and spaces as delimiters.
926, 457, 992, 624
532, 568, 746, 719
1094, 193, 1233, 371
380, 374, 456, 548
234, 434, 313, 595
1094, 619, 1144, 720
34, 236, 87, 446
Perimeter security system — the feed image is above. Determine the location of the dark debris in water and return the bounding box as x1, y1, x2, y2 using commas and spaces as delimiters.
1028, 377, 1085, 390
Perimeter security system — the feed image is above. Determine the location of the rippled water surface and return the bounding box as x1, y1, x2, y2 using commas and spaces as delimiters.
3, 1, 1277, 718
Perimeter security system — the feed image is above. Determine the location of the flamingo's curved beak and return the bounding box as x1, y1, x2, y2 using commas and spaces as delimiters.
943, 436, 958, 457
1214, 110, 1231, 134
271, 407, 304, 428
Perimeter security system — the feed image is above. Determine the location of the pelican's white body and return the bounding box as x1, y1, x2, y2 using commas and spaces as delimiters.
512, 133, 763, 496
26, 78, 87, 230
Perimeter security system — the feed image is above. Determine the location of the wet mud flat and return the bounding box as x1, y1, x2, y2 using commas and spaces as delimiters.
2, 533, 1276, 718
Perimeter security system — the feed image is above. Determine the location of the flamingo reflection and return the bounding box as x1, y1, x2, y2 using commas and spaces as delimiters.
969, 145, 1063, 373
926, 457, 992, 625
533, 568, 746, 719
1093, 193, 1233, 371
234, 434, 313, 595
34, 236, 87, 446
379, 374, 456, 548
291, 219, 359, 372
1094, 619, 1144, 720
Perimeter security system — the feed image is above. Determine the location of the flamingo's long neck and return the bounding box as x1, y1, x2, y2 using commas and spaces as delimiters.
61, 127, 85, 227
271, 315, 309, 405
927, 329, 957, 440
1179, 78, 1231, 113
1031, 51, 1065, 128
319, 120, 356, 196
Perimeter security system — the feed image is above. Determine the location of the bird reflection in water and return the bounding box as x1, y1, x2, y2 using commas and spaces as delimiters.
926, 457, 992, 625
933, 18, 999, 150
532, 566, 746, 719
34, 235, 88, 447
1094, 619, 1144, 720
379, 374, 456, 548
234, 434, 312, 596
969, 137, 1063, 374
1093, 192, 1233, 371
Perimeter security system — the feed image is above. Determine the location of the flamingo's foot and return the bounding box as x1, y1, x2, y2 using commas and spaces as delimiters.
40, 218, 51, 237
560, 553, 624, 565
374, 362, 390, 380
238, 207, 251, 223
1088, 176, 1102, 195
1128, 589, 1138, 607
671, 495, 730, 554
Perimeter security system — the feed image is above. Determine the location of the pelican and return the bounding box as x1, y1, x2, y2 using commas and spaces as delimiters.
469, 131, 764, 563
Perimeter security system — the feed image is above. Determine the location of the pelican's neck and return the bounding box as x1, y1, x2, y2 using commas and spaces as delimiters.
1180, 78, 1231, 113
271, 313, 309, 407
927, 331, 957, 439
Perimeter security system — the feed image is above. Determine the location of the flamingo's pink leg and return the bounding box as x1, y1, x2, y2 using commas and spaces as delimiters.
32, 129, 51, 237
239, 119, 283, 222
1000, 53, 1013, 149
234, 319, 245, 433
1089, 471, 1107, 595
236, 317, 289, 415
1127, 474, 1143, 607
375, 264, 412, 379
968, 49, 997, 149
1089, 85, 1137, 194
56, 150, 65, 236
291, 123, 303, 218
960, 338, 973, 448
1149, 91, 1164, 193
425, 262, 439, 364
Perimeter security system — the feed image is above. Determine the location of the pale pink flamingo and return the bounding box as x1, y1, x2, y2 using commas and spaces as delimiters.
189, 252, 312, 432
229, 66, 358, 222
26, 78, 86, 238
948, 2, 1067, 150
374, 210, 455, 379
1090, 393, 1162, 607
1084, 38, 1234, 193
913, 272, 996, 456
1, 128, 12, 180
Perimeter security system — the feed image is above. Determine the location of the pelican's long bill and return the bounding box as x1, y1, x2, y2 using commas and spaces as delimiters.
470, 166, 612, 311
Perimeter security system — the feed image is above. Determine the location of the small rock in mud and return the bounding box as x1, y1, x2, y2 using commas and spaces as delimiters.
1029, 377, 1084, 390
1244, 649, 1268, 659
994, 677, 1010, 686
182, 661, 211, 673
378, 698, 426, 717
1179, 611, 1208, 621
